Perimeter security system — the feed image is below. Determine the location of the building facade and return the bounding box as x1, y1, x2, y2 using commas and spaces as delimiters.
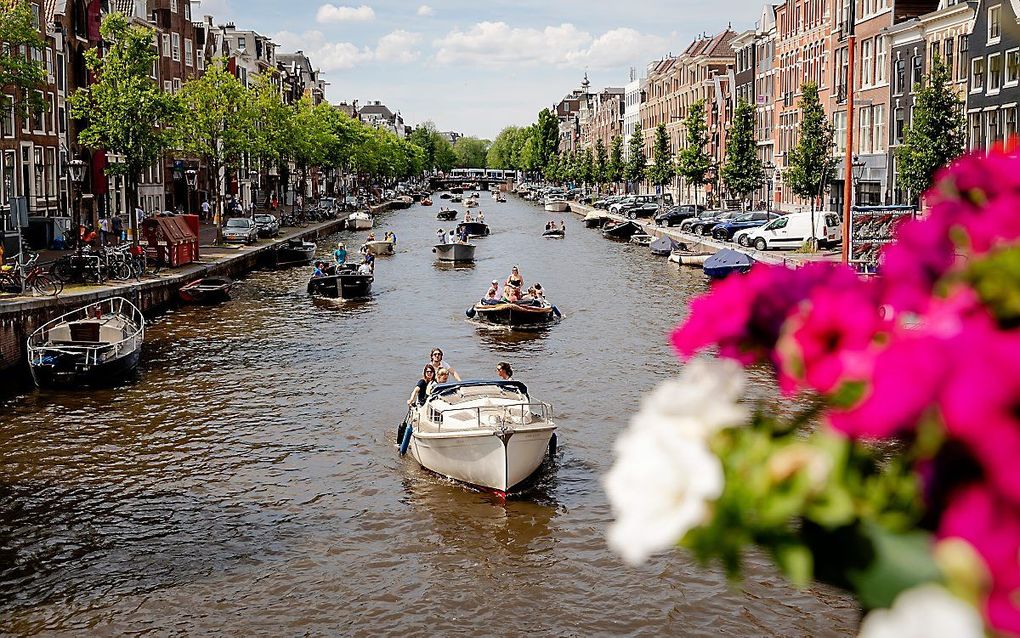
966, 0, 1017, 152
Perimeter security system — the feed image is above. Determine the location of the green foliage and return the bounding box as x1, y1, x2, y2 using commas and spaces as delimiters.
785, 82, 835, 210
487, 126, 529, 170
0, 0, 47, 121
409, 122, 456, 172
721, 100, 764, 207
895, 56, 966, 202
624, 124, 646, 184
961, 246, 1020, 328
646, 123, 675, 189
249, 72, 292, 169
453, 136, 490, 169
580, 148, 594, 185
543, 153, 562, 183
68, 13, 180, 214
676, 100, 712, 204
607, 135, 624, 185
534, 107, 560, 169
594, 138, 608, 188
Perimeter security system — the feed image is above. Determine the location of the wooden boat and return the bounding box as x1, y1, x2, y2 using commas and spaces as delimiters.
399, 380, 557, 494
649, 236, 680, 256
542, 228, 565, 238
466, 299, 561, 327
437, 209, 457, 220
433, 242, 476, 263
630, 233, 654, 247
27, 297, 144, 388
457, 221, 490, 238
362, 239, 395, 256
668, 249, 713, 266
307, 263, 374, 299
276, 238, 316, 266
602, 220, 643, 241
347, 211, 374, 230
703, 248, 755, 279
179, 277, 234, 304
393, 195, 414, 209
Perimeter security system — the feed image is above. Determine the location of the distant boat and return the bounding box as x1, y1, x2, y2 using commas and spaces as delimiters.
457, 221, 490, 238
544, 196, 569, 212
27, 297, 144, 388
393, 195, 414, 209
703, 248, 755, 279
601, 220, 643, 241
584, 211, 609, 228
179, 277, 234, 304
433, 242, 476, 263
362, 239, 395, 256
542, 227, 565, 238
630, 233, 654, 247
437, 209, 457, 220
347, 211, 373, 230
276, 238, 316, 266
669, 249, 713, 267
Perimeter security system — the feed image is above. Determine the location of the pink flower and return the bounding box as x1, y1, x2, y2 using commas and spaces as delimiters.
879, 210, 958, 314
930, 151, 1020, 211
778, 285, 885, 395
938, 484, 1020, 635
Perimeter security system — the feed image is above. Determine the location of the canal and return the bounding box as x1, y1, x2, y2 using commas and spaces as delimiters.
0, 195, 858, 635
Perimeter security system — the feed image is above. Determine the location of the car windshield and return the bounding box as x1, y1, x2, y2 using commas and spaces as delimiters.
226, 219, 252, 228
254, 215, 272, 222
734, 213, 754, 222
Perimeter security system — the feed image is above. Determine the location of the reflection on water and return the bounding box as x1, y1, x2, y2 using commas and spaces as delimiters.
0, 196, 858, 636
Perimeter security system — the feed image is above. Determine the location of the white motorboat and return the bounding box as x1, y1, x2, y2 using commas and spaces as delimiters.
400, 380, 557, 493
544, 196, 569, 212
433, 242, 476, 263
347, 211, 373, 230
362, 239, 395, 256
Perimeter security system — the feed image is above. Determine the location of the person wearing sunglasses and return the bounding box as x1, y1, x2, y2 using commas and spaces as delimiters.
428, 348, 461, 381
407, 364, 437, 406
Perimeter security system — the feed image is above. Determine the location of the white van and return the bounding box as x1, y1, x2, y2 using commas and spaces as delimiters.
740, 212, 841, 251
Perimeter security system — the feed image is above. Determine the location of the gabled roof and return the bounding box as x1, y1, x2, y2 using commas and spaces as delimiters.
684, 29, 738, 58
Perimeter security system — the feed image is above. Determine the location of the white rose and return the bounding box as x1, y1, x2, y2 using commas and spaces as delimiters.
857, 584, 984, 638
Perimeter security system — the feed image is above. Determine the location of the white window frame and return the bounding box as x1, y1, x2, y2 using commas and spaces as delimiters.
972, 57, 985, 93
172, 78, 182, 93
1006, 48, 1020, 88
197, 49, 205, 71
988, 52, 1003, 95
185, 38, 193, 66
860, 106, 873, 154
873, 104, 886, 153
861, 38, 874, 87
875, 36, 887, 85
171, 33, 180, 62
163, 80, 172, 93
162, 34, 170, 57
171, 0, 178, 12
989, 5, 1002, 44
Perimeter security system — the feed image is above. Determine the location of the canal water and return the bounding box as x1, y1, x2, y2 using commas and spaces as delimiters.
0, 195, 858, 635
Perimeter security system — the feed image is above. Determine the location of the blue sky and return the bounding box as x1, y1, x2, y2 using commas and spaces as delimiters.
194, 0, 766, 139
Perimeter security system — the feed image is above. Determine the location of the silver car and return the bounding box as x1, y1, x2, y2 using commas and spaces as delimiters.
223, 217, 258, 244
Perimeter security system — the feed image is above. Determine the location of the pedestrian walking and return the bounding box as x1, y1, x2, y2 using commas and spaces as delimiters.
111, 214, 123, 246
201, 199, 210, 222
99, 216, 110, 245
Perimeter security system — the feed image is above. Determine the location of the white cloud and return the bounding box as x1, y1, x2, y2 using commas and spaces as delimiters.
416, 5, 434, 16
272, 29, 422, 72
315, 4, 375, 23
433, 22, 666, 70
192, 0, 233, 18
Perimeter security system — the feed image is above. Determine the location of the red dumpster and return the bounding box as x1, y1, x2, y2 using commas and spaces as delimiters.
141, 216, 198, 267
180, 214, 200, 260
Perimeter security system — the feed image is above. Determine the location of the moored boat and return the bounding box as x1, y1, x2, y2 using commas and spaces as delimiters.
399, 380, 557, 493
439, 193, 452, 200
601, 220, 643, 241
649, 236, 679, 256
630, 233, 654, 246
179, 277, 234, 304
544, 196, 569, 212
307, 263, 374, 299
422, 198, 433, 206
668, 249, 713, 266
433, 242, 476, 263
456, 221, 490, 238
584, 211, 609, 228
276, 238, 317, 266
393, 195, 414, 209
703, 248, 755, 279
27, 297, 144, 388
347, 211, 374, 230
466, 299, 560, 327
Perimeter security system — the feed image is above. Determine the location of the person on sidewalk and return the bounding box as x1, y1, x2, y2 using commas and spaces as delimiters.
111, 215, 123, 246
201, 200, 210, 222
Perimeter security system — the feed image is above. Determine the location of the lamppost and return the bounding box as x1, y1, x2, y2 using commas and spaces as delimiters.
248, 169, 258, 218
67, 159, 87, 252
851, 154, 867, 206
184, 168, 197, 216
763, 161, 776, 211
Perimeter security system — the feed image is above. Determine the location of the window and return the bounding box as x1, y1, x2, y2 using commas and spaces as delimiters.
171, 0, 178, 12
861, 39, 874, 86
162, 34, 170, 57
237, 37, 246, 50
172, 78, 181, 93
911, 54, 923, 91
31, 3, 40, 28
45, 49, 52, 81
2, 95, 12, 138
197, 49, 205, 70
931, 41, 939, 68
894, 58, 906, 94
989, 52, 1003, 93
172, 33, 180, 62
58, 106, 65, 134
873, 105, 886, 153
32, 90, 44, 131
164, 80, 172, 93
894, 106, 905, 144
875, 37, 887, 84
989, 5, 1001, 43
185, 39, 193, 66
860, 106, 873, 154
958, 35, 969, 82
1007, 49, 1019, 87
945, 38, 954, 79
1007, 107, 1018, 141
834, 110, 847, 153
971, 57, 985, 93
56, 53, 65, 93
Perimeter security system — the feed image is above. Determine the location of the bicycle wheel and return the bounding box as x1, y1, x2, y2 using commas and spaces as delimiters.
31, 275, 62, 296
51, 258, 75, 283
113, 262, 132, 280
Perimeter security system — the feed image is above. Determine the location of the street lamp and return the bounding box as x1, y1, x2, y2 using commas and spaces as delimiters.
248, 169, 258, 218
851, 154, 867, 206
763, 161, 776, 211
184, 167, 197, 216
67, 159, 87, 251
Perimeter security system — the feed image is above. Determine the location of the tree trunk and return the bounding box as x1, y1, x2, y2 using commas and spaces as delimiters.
212, 160, 223, 245
128, 174, 140, 248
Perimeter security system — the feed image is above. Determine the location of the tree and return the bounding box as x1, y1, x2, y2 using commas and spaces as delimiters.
534, 108, 560, 169
607, 135, 624, 189
543, 153, 561, 183
453, 136, 490, 168
68, 13, 180, 244
721, 99, 764, 208
176, 57, 254, 242
0, 1, 47, 124
624, 124, 646, 187
250, 72, 292, 202
786, 82, 835, 214
409, 121, 456, 173
581, 148, 595, 187
487, 126, 527, 170
646, 123, 675, 199
594, 138, 609, 191
895, 56, 966, 204
676, 99, 712, 206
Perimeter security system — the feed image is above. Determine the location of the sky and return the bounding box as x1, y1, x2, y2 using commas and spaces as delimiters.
192, 0, 766, 139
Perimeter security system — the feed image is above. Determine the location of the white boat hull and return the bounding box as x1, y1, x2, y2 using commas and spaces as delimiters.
409, 426, 555, 492
363, 240, 394, 256
544, 201, 569, 212
433, 242, 476, 262
348, 213, 373, 230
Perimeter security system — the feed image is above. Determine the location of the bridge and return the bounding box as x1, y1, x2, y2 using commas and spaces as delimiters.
429, 168, 518, 191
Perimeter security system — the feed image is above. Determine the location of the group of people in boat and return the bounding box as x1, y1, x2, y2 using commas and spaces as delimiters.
407, 349, 516, 406
482, 265, 547, 305
365, 231, 397, 245
437, 226, 470, 244
463, 210, 484, 223
544, 221, 566, 234
311, 240, 374, 277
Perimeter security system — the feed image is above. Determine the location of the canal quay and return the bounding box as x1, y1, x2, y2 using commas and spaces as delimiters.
0, 194, 858, 635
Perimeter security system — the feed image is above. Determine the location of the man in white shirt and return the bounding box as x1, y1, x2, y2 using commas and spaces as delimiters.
201, 200, 210, 221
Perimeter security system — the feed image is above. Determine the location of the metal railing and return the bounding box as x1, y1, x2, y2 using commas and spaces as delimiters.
428, 401, 553, 432
27, 297, 145, 367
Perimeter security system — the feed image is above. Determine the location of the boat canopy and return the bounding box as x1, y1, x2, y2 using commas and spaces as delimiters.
649, 236, 679, 253
429, 380, 529, 398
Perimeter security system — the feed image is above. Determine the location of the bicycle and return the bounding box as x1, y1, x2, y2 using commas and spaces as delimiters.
0, 252, 63, 296
50, 249, 105, 284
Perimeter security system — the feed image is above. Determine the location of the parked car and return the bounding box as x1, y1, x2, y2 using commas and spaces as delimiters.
688, 210, 741, 235
626, 203, 660, 219
678, 209, 724, 233
741, 212, 842, 250
655, 204, 705, 227
594, 195, 625, 210
710, 211, 781, 241
223, 217, 258, 244
610, 195, 659, 215
253, 213, 280, 238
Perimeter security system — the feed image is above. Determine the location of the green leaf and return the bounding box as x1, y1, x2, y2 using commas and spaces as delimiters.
846, 521, 942, 610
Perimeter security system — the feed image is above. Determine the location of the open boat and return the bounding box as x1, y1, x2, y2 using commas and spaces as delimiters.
439, 193, 452, 200
307, 263, 374, 299
362, 239, 395, 256
542, 228, 565, 238
703, 248, 755, 279
584, 211, 609, 228
179, 277, 234, 304
465, 197, 479, 208
669, 249, 713, 266
466, 299, 560, 327
602, 220, 643, 241
434, 242, 476, 263
393, 195, 414, 209
649, 236, 680, 256
399, 380, 557, 493
456, 221, 490, 238
276, 238, 316, 267
630, 233, 654, 246
436, 209, 457, 221
27, 297, 144, 388
421, 198, 433, 206
347, 211, 373, 231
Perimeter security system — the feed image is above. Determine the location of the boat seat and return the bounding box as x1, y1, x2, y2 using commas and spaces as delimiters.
49, 340, 108, 346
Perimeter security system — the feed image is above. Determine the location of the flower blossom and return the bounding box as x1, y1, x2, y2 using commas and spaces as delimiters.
857, 584, 985, 638
604, 359, 747, 565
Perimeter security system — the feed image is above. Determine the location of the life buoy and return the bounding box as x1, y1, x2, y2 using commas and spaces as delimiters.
465, 307, 476, 318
